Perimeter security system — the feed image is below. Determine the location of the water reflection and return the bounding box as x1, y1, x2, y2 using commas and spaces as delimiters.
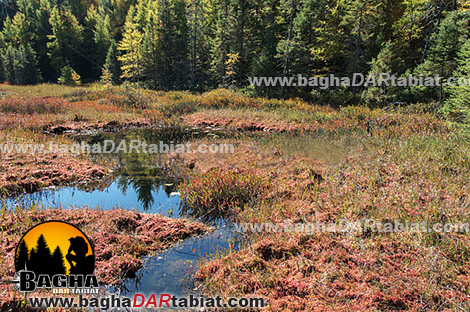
3, 127, 244, 297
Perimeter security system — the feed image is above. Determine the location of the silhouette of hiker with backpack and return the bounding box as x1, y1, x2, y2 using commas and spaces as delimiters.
66, 236, 94, 275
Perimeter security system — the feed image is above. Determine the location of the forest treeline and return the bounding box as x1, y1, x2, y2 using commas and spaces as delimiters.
0, 0, 469, 109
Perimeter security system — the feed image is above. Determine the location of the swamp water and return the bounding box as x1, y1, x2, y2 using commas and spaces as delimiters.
4, 127, 243, 297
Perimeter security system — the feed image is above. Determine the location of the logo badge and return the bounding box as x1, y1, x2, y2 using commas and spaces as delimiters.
14, 221, 98, 294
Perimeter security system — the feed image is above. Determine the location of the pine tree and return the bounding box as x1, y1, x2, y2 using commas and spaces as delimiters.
141, 1, 163, 88
47, 6, 83, 78
28, 234, 53, 277
118, 6, 144, 82
443, 38, 470, 122
58, 65, 81, 85
51, 246, 67, 276
101, 40, 120, 84
362, 41, 402, 106
94, 14, 113, 68
15, 240, 29, 272
413, 10, 470, 102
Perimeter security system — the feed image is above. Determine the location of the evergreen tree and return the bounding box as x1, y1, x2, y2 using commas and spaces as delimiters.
277, 0, 297, 98
443, 39, 470, 122
142, 1, 162, 88
413, 10, 470, 102
15, 240, 29, 272
47, 6, 83, 78
28, 234, 53, 277
210, 0, 231, 86
187, 0, 211, 90
9, 12, 35, 45
0, 54, 4, 82
94, 14, 113, 68
0, 0, 468, 104
362, 41, 402, 106
35, 0, 54, 81
118, 6, 144, 82
16, 44, 42, 84
1, 44, 41, 84
249, 0, 283, 93
51, 246, 67, 276
58, 65, 81, 85
166, 0, 189, 89
101, 39, 120, 84
2, 45, 16, 83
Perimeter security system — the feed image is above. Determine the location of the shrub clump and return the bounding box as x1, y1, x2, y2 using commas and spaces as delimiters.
179, 169, 268, 220
0, 97, 70, 114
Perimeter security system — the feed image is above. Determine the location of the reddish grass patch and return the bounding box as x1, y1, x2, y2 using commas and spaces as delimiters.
0, 97, 70, 115
0, 152, 107, 196
0, 208, 207, 309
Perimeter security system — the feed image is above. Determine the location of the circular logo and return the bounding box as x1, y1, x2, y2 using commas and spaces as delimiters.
15, 221, 95, 277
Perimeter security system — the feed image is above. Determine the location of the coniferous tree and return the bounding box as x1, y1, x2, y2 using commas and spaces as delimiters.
443, 38, 470, 122
362, 41, 402, 106
47, 6, 83, 79
210, 0, 230, 86
0, 56, 4, 82
16, 44, 42, 84
15, 240, 29, 272
51, 246, 67, 276
101, 39, 120, 84
118, 6, 144, 82
277, 0, 297, 98
142, 1, 162, 88
35, 0, 54, 81
2, 45, 16, 83
0, 0, 468, 107
413, 10, 470, 102
94, 14, 113, 67
187, 0, 209, 90
249, 0, 283, 96
58, 65, 81, 85
166, 0, 189, 89
1, 44, 41, 85
28, 234, 53, 277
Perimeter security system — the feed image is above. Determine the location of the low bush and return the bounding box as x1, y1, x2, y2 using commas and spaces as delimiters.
0, 97, 69, 114
179, 169, 268, 222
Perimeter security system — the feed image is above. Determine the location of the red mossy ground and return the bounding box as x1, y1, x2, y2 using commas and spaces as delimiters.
182, 144, 470, 311
0, 87, 466, 311
183, 109, 448, 136
0, 208, 207, 310
0, 153, 107, 196
183, 112, 307, 132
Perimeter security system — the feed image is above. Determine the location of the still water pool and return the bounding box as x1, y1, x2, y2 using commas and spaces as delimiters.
4, 127, 243, 297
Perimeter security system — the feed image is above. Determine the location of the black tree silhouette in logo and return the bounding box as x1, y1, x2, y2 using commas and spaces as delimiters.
15, 240, 29, 272
16, 234, 66, 278
66, 236, 94, 275
50, 246, 67, 276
